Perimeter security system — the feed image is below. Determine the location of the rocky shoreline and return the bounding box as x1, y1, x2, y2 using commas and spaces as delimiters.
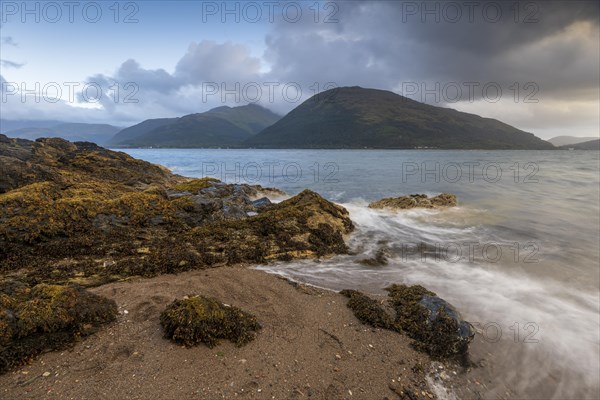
0, 134, 475, 399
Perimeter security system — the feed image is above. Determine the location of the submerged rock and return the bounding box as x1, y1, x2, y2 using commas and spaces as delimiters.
368, 193, 457, 210
0, 281, 117, 374
356, 246, 390, 266
160, 295, 261, 348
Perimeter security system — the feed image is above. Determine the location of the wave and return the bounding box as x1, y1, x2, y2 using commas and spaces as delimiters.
257, 202, 600, 399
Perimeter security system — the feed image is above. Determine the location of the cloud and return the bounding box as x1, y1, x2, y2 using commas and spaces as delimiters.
2, 36, 17, 46
0, 60, 24, 69
5, 0, 598, 137
175, 41, 262, 83
258, 0, 600, 135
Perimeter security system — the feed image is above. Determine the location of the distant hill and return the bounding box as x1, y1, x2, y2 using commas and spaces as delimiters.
109, 118, 176, 145
0, 119, 64, 132
558, 139, 600, 150
246, 87, 554, 150
548, 136, 599, 147
110, 104, 281, 148
2, 122, 121, 145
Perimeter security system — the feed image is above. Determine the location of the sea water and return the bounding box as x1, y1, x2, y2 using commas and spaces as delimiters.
120, 148, 600, 399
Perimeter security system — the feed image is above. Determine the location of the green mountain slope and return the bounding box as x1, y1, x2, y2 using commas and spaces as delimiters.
246, 87, 554, 150
111, 104, 281, 148
558, 139, 600, 150
548, 136, 599, 147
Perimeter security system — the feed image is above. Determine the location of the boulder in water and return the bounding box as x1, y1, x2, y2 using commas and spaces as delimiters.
386, 284, 474, 358
340, 284, 473, 359
368, 193, 457, 210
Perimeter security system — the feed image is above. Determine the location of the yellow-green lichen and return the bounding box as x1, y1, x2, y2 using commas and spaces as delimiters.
160, 295, 261, 348
171, 178, 220, 194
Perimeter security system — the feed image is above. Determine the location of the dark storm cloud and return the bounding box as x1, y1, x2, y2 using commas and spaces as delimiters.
17, 0, 596, 136
265, 0, 599, 102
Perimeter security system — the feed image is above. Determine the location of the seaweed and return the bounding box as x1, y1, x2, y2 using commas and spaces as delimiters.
368, 193, 457, 210
340, 285, 473, 359
160, 295, 261, 348
0, 281, 117, 374
339, 289, 394, 329
0, 136, 354, 291
386, 284, 472, 358
171, 178, 220, 194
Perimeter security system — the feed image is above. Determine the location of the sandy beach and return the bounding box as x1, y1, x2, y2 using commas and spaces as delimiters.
0, 266, 443, 400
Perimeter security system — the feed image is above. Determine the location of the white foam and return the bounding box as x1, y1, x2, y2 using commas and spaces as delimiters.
256, 202, 600, 398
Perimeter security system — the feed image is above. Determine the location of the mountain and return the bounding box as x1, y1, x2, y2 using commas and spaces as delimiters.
110, 104, 281, 147
2, 122, 121, 145
0, 119, 64, 132
558, 139, 600, 150
246, 87, 554, 150
548, 136, 599, 147
109, 118, 176, 145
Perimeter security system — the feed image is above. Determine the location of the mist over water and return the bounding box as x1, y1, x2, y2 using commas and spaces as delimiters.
121, 148, 600, 399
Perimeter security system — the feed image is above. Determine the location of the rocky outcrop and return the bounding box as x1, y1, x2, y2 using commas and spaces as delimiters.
0, 134, 174, 194
0, 134, 355, 373
368, 193, 457, 210
0, 281, 117, 373
0, 135, 353, 288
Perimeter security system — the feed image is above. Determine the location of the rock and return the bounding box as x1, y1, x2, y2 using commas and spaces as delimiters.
0, 281, 117, 374
0, 136, 350, 287
42, 372, 50, 377
357, 246, 390, 266
251, 197, 272, 208
340, 289, 394, 329
0, 135, 173, 194
222, 204, 248, 220
160, 295, 261, 348
368, 193, 457, 210
386, 284, 474, 358
340, 285, 473, 359
190, 189, 354, 264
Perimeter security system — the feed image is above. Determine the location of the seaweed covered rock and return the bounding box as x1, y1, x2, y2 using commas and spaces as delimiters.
386, 284, 474, 358
340, 289, 393, 329
0, 135, 352, 287
190, 189, 354, 264
368, 193, 457, 210
0, 135, 173, 194
0, 281, 117, 374
340, 285, 473, 359
160, 295, 261, 348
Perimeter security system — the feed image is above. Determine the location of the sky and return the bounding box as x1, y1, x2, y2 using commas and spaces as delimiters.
0, 0, 598, 139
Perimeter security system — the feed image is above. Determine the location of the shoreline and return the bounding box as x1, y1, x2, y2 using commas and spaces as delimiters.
0, 266, 460, 400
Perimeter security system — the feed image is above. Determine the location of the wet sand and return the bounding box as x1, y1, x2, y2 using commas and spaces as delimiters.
0, 266, 441, 400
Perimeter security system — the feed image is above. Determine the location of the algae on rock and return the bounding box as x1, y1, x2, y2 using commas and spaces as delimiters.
340, 285, 474, 359
0, 135, 353, 287
160, 295, 261, 348
369, 193, 457, 210
0, 281, 117, 374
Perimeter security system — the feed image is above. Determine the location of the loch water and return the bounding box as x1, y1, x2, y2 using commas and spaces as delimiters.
120, 148, 600, 399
